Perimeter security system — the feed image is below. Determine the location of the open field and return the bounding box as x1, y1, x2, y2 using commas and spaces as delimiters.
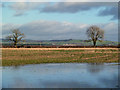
2, 48, 119, 50
2, 48, 119, 66
2, 39, 118, 46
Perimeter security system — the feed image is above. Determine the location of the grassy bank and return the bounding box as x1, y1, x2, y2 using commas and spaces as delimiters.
2, 48, 119, 66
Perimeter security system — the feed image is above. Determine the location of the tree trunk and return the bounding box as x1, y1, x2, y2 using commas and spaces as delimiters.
93, 41, 96, 47
14, 42, 17, 48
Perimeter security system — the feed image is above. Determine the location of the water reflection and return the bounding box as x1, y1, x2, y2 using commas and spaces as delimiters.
87, 63, 104, 73
0, 67, 2, 89
2, 63, 119, 88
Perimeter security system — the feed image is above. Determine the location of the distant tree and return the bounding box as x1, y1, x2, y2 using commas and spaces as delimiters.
86, 26, 104, 46
6, 29, 25, 47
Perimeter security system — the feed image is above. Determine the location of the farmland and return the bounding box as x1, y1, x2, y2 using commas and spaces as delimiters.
2, 39, 118, 46
2, 48, 119, 66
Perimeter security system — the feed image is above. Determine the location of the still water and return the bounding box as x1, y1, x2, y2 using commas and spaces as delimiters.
2, 63, 119, 88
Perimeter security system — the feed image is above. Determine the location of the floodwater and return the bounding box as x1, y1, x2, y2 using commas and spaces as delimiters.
2, 63, 119, 88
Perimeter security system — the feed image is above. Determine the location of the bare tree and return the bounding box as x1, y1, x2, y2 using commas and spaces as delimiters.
6, 29, 25, 47
86, 26, 104, 46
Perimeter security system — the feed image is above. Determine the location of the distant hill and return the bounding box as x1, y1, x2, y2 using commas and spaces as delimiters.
1, 39, 118, 46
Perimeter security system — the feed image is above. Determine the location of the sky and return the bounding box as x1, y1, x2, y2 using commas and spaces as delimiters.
0, 0, 119, 41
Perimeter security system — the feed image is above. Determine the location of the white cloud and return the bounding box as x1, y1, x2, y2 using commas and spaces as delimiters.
2, 20, 118, 41
0, 23, 2, 38
19, 20, 87, 40
102, 22, 118, 41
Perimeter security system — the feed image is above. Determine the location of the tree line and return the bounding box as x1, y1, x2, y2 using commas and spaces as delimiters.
6, 25, 104, 47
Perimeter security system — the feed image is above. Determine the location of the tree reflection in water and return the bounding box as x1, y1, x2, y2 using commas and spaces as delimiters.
87, 63, 104, 73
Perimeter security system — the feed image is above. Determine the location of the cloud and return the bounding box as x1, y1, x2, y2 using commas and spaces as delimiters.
98, 6, 118, 20
1, 20, 89, 40
2, 0, 120, 2
2, 23, 21, 38
40, 2, 118, 20
0, 3, 5, 8
0, 23, 2, 38
7, 2, 118, 20
2, 20, 118, 41
9, 2, 47, 16
102, 22, 118, 41
2, 0, 62, 2
41, 2, 115, 13
19, 20, 88, 40
64, 0, 119, 2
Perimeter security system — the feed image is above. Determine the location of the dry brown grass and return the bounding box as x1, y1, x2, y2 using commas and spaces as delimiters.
2, 48, 119, 66
2, 48, 119, 50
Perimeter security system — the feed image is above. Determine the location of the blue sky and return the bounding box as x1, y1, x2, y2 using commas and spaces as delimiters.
1, 1, 118, 41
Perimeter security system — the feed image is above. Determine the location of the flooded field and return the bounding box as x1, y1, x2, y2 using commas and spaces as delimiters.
2, 63, 119, 88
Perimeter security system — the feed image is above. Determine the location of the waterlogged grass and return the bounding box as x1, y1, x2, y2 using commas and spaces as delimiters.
2, 49, 119, 66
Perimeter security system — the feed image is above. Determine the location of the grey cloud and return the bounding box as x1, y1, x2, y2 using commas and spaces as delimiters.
41, 2, 113, 13
9, 2, 47, 16
2, 23, 21, 38
98, 6, 118, 20
7, 2, 118, 20
41, 2, 118, 20
19, 20, 87, 40
14, 11, 25, 16
2, 20, 118, 41
0, 3, 5, 8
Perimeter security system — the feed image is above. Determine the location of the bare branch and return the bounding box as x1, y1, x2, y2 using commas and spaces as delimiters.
86, 25, 104, 46
6, 29, 25, 47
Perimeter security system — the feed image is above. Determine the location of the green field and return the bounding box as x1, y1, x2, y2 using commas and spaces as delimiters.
2, 48, 119, 66
2, 39, 118, 46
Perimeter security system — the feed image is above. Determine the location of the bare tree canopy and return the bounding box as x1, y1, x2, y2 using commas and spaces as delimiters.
6, 29, 25, 47
86, 25, 104, 46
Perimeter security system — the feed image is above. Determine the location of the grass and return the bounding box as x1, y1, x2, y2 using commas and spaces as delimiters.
2, 48, 119, 66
